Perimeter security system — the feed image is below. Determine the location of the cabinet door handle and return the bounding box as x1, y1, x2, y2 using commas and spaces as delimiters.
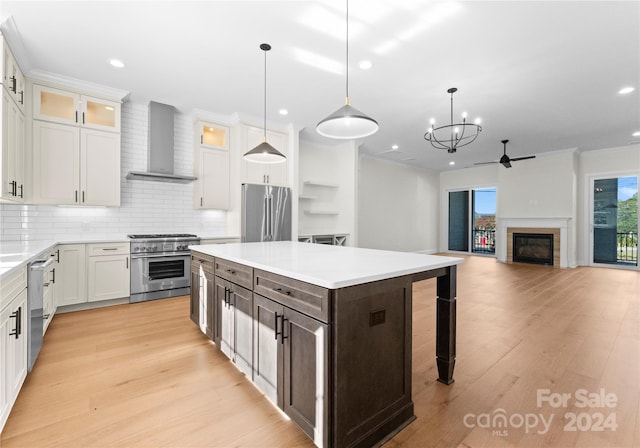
18, 184, 23, 198
75, 111, 78, 123
51, 268, 56, 284
273, 287, 292, 296
56, 249, 60, 262
281, 317, 288, 345
82, 191, 85, 203
10, 76, 16, 93
126, 257, 129, 269
82, 112, 85, 124
43, 314, 51, 320
225, 268, 235, 275
102, 247, 118, 251
200, 135, 203, 145
200, 197, 203, 207
19, 90, 24, 105
274, 311, 280, 340
75, 190, 78, 203
9, 309, 19, 339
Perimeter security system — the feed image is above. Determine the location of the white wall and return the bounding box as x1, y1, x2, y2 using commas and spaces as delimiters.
0, 102, 228, 241
358, 155, 438, 253
298, 140, 356, 240
577, 144, 640, 265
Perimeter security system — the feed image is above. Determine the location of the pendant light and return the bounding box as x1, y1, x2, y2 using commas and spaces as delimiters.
244, 43, 286, 163
316, 0, 378, 139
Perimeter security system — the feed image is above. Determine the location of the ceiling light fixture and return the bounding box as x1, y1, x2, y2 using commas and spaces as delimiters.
359, 60, 372, 70
279, 109, 288, 116
633, 131, 640, 137
316, 0, 378, 140
244, 43, 286, 163
619, 86, 635, 94
424, 87, 482, 153
391, 144, 399, 150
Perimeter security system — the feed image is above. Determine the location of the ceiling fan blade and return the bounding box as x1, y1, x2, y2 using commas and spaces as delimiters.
474, 161, 498, 165
510, 155, 536, 162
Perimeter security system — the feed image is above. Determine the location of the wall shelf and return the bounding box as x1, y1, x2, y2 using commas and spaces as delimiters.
303, 181, 339, 188
298, 195, 317, 200
304, 210, 339, 215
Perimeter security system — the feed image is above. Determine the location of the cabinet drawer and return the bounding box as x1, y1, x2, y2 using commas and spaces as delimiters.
254, 269, 330, 323
215, 258, 253, 289
191, 252, 214, 273
0, 266, 27, 311
86, 242, 130, 256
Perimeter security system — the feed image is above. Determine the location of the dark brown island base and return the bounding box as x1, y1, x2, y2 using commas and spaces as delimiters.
190, 241, 462, 448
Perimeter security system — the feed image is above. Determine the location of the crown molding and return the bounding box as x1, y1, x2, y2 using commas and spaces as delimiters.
27, 69, 130, 102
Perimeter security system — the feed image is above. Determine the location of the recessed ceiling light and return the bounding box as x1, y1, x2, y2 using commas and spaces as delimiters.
619, 86, 635, 94
632, 131, 640, 137
359, 60, 372, 70
279, 109, 288, 116
391, 144, 399, 150
109, 59, 125, 68
449, 161, 455, 166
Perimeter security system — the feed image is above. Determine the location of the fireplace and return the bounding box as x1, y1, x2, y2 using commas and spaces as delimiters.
513, 233, 554, 265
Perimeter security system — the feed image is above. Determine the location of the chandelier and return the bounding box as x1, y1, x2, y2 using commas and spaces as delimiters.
424, 87, 482, 153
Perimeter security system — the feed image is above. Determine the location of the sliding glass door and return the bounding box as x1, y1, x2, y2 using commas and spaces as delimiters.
448, 188, 496, 254
593, 176, 638, 266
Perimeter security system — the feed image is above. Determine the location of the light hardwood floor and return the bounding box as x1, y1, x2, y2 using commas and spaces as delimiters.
1, 256, 638, 448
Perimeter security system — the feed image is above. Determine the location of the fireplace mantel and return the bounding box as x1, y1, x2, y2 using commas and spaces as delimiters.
497, 217, 571, 268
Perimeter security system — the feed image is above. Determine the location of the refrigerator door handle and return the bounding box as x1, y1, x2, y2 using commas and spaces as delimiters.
263, 196, 269, 241
268, 194, 273, 240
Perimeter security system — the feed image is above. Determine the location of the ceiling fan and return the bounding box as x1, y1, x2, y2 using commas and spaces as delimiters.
475, 139, 536, 168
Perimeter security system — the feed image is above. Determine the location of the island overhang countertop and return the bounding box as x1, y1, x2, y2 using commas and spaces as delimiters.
190, 241, 463, 289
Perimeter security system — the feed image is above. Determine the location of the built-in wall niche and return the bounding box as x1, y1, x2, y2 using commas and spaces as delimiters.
299, 181, 340, 215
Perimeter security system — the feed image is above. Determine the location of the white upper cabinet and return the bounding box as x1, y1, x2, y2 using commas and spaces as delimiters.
242, 125, 288, 187
193, 121, 230, 210
1, 36, 26, 203
2, 38, 25, 113
1, 89, 25, 202
33, 85, 120, 133
31, 83, 121, 206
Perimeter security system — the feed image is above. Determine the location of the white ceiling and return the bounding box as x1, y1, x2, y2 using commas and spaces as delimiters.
2, 0, 639, 171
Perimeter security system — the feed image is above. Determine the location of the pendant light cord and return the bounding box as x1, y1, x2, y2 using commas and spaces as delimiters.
264, 46, 267, 141
345, 0, 349, 104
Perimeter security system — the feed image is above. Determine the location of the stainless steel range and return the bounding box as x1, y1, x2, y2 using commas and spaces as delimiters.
128, 234, 200, 303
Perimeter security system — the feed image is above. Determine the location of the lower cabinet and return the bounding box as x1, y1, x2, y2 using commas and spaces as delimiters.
54, 244, 87, 307
253, 294, 328, 442
0, 267, 28, 432
190, 253, 214, 339
214, 276, 252, 377
86, 243, 130, 302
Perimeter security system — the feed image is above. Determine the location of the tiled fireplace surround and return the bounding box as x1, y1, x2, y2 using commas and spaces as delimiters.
497, 218, 571, 268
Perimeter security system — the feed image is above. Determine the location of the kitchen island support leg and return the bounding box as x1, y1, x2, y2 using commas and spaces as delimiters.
436, 265, 456, 385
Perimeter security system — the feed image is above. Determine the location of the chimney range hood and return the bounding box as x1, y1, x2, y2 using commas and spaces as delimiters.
126, 101, 197, 184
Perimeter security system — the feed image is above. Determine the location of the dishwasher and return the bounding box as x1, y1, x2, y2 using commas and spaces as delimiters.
27, 257, 54, 372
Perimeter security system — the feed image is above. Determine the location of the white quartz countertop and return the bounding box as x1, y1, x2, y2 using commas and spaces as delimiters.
0, 237, 128, 279
191, 241, 463, 289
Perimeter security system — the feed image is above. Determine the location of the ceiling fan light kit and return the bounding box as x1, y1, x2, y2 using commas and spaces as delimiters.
244, 43, 286, 163
424, 87, 482, 153
316, 0, 379, 140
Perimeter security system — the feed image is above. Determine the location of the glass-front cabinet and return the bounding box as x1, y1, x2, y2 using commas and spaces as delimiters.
33, 85, 120, 132
199, 122, 228, 150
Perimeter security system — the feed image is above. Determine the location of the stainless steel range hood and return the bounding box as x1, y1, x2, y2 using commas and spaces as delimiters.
126, 101, 197, 184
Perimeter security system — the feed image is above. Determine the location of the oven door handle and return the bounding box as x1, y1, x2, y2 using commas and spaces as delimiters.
131, 252, 189, 259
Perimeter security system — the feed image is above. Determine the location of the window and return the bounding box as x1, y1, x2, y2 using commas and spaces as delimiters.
448, 188, 496, 254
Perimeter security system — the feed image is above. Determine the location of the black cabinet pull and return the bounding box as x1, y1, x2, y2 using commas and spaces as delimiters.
82, 191, 85, 203
273, 287, 292, 296
281, 317, 288, 344
18, 184, 23, 198
75, 190, 78, 203
56, 249, 60, 262
18, 90, 24, 105
274, 311, 281, 340
225, 268, 235, 275
51, 268, 56, 284
10, 76, 16, 93
82, 112, 85, 124
9, 310, 19, 338
75, 111, 78, 123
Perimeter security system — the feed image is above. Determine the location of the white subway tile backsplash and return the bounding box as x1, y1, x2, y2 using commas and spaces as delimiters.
0, 101, 228, 242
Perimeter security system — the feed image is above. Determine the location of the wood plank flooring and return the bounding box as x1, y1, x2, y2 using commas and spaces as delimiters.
1, 256, 638, 447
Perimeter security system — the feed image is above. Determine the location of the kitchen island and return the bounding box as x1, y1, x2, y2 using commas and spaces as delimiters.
190, 241, 462, 448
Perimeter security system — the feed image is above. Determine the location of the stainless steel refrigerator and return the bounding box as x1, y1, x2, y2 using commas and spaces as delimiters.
241, 183, 292, 242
